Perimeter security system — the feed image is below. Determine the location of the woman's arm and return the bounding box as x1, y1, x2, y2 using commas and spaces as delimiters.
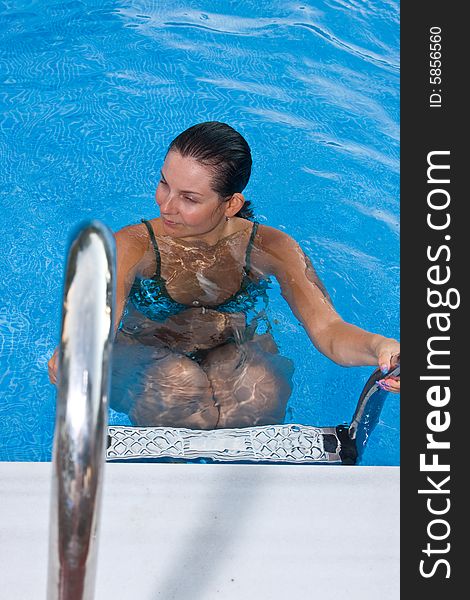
112, 224, 149, 338
256, 226, 400, 385
48, 223, 148, 384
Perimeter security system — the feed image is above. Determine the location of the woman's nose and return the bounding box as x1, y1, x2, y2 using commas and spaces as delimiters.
159, 192, 178, 213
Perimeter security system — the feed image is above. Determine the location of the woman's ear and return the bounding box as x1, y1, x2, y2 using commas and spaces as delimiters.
225, 193, 245, 218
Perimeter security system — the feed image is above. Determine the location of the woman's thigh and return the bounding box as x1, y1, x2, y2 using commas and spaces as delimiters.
110, 331, 219, 429
201, 333, 295, 429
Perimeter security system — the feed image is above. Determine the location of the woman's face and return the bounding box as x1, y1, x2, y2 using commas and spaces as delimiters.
155, 151, 227, 237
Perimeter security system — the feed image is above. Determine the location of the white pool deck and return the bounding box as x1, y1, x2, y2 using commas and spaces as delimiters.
0, 462, 399, 599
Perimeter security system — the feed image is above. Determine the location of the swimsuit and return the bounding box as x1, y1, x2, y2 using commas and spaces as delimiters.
123, 218, 271, 326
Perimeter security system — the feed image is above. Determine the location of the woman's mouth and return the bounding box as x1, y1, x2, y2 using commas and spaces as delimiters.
162, 218, 179, 227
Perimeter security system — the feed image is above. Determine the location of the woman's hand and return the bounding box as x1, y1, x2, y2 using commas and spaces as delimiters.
48, 346, 59, 386
375, 338, 400, 394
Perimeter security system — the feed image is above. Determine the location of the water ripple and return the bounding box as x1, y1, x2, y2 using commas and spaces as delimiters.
293, 21, 398, 71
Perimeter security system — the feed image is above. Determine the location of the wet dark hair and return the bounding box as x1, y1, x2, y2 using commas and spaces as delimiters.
167, 121, 255, 220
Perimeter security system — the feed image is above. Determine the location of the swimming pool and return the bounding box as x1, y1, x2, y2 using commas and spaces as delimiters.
0, 0, 399, 464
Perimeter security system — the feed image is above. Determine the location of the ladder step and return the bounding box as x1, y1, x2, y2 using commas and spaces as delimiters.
107, 424, 343, 464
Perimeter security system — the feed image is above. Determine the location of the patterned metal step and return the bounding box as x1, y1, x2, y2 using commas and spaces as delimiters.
107, 424, 343, 464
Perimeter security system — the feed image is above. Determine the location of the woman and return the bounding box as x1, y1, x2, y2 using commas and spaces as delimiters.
48, 121, 400, 429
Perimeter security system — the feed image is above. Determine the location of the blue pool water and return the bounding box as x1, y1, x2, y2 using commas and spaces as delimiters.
0, 1, 399, 464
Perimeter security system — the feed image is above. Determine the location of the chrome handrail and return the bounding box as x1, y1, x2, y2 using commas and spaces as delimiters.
348, 363, 400, 458
47, 221, 116, 600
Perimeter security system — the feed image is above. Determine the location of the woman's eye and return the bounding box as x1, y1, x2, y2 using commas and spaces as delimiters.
184, 196, 198, 203
159, 179, 167, 185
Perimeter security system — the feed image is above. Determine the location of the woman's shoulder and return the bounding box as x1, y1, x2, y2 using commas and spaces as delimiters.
250, 224, 300, 276
114, 220, 150, 244
255, 223, 298, 251
113, 221, 151, 267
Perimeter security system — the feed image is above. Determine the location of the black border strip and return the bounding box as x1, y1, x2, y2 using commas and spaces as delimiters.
401, 3, 464, 594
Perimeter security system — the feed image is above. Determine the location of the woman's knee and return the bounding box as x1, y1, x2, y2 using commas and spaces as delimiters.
128, 353, 218, 428
203, 342, 294, 427
144, 354, 210, 392
110, 334, 168, 411
110, 336, 217, 425
203, 342, 293, 389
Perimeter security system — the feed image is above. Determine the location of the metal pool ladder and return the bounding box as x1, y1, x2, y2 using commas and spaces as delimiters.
47, 221, 116, 600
